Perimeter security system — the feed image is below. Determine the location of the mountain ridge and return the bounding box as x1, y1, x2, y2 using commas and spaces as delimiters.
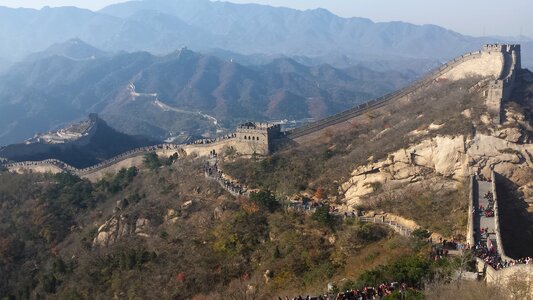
0, 43, 414, 146
1, 0, 529, 65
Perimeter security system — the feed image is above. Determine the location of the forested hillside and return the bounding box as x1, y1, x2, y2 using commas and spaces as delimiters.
0, 157, 466, 299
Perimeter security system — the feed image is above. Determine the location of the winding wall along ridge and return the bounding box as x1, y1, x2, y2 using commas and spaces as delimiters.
2, 144, 180, 176
1, 45, 520, 176
286, 51, 484, 139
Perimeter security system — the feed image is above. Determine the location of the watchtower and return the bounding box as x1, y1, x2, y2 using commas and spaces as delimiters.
481, 44, 521, 124
235, 122, 281, 155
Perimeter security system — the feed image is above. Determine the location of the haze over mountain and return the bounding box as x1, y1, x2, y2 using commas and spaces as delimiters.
0, 42, 413, 146
0, 0, 531, 70
25, 38, 109, 62
0, 0, 532, 146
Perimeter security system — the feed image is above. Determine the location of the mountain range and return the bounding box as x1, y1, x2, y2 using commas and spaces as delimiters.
1, 0, 532, 146
0, 0, 531, 69
0, 40, 414, 146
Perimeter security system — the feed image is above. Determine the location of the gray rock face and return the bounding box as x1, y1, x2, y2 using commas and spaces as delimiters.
92, 215, 151, 247
342, 133, 533, 207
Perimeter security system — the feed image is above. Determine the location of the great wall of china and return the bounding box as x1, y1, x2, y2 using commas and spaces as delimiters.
467, 172, 533, 292
1, 44, 532, 287
287, 44, 521, 141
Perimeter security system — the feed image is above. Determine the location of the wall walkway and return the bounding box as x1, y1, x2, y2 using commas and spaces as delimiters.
471, 172, 533, 292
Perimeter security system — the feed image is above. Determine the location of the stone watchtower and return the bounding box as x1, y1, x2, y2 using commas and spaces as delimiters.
482, 44, 521, 124
235, 122, 281, 155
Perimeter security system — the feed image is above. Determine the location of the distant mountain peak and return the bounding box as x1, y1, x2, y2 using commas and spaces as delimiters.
25, 38, 107, 62
26, 114, 99, 145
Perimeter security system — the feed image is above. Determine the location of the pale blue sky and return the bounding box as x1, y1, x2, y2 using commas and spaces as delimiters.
0, 0, 531, 37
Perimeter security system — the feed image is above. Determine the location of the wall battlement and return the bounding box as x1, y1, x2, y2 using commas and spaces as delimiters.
483, 43, 520, 55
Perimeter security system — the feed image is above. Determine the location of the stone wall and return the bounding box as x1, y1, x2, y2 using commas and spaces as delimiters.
286, 50, 485, 140
473, 171, 533, 297
3, 144, 181, 180
287, 44, 521, 141
492, 171, 512, 261
439, 50, 503, 81
182, 139, 238, 157
2, 127, 278, 180
485, 263, 533, 298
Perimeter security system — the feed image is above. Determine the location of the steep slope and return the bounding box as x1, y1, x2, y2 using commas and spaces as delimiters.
0, 46, 413, 146
225, 65, 533, 238
0, 156, 444, 299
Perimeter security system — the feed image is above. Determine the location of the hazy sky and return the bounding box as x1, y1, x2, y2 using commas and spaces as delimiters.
0, 0, 531, 37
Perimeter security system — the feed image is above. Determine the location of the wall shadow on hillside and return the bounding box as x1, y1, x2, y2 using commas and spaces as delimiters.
496, 174, 533, 258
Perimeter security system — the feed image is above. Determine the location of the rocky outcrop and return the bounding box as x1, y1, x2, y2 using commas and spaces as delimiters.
93, 214, 152, 247
342, 133, 533, 206
165, 209, 179, 224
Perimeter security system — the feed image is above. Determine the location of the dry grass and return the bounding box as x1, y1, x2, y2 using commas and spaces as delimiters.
366, 180, 470, 238
225, 77, 486, 197
337, 235, 417, 280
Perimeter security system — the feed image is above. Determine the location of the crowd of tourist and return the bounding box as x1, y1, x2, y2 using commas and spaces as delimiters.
479, 191, 495, 217
280, 282, 410, 300
475, 241, 504, 270
286, 200, 332, 214
203, 159, 247, 196
474, 240, 533, 270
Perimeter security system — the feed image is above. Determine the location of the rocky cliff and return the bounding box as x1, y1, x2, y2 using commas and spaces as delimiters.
341, 78, 533, 211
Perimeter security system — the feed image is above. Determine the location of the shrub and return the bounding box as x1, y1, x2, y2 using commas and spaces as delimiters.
357, 255, 432, 288
97, 167, 138, 193
355, 223, 388, 243
411, 228, 431, 240
249, 190, 280, 213
312, 205, 335, 228
143, 152, 161, 170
